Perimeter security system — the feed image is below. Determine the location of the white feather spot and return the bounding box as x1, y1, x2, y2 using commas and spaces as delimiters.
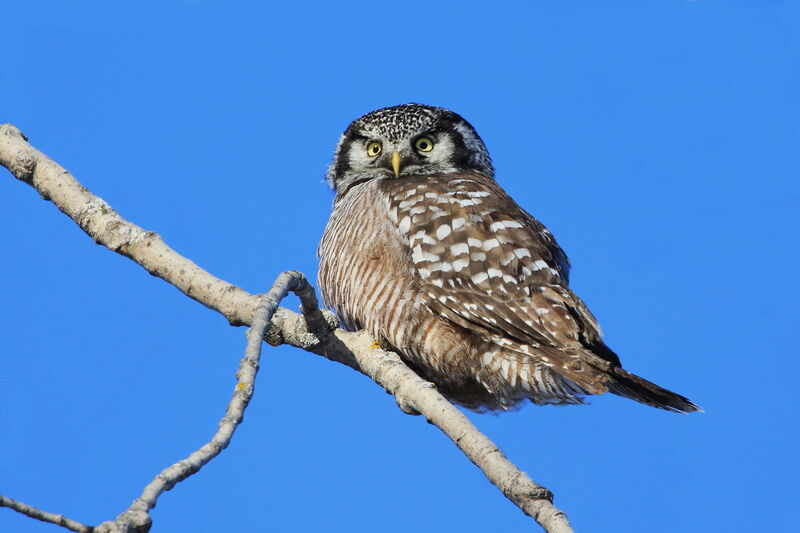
482, 238, 500, 251
519, 364, 530, 389
459, 198, 480, 207
398, 199, 416, 209
430, 262, 453, 272
411, 230, 436, 245
450, 243, 469, 255
532, 259, 548, 271
471, 272, 489, 284
436, 224, 452, 239
398, 216, 411, 234
514, 248, 531, 259
452, 217, 465, 229
500, 359, 512, 379
452, 257, 470, 272
490, 220, 522, 232
487, 268, 503, 278
412, 245, 440, 264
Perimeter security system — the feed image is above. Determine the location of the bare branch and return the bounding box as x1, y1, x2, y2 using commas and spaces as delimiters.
269, 316, 574, 533
93, 272, 317, 533
0, 495, 92, 533
0, 123, 574, 533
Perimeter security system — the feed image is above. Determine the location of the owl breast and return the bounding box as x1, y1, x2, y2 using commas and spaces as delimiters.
318, 178, 413, 337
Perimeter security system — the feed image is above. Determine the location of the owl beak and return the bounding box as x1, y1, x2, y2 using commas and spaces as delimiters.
391, 151, 402, 177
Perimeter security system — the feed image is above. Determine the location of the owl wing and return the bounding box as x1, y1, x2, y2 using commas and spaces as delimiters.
381, 173, 619, 372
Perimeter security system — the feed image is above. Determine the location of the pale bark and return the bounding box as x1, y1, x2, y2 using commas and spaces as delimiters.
0, 123, 575, 533
0, 496, 91, 533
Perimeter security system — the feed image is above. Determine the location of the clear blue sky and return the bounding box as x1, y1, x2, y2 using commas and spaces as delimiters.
2, 2, 797, 532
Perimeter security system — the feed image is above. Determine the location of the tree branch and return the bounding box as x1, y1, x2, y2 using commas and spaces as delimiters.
94, 272, 319, 533
0, 123, 575, 533
0, 496, 91, 533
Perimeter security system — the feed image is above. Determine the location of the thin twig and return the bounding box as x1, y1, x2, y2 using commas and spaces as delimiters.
92, 272, 317, 533
0, 123, 574, 533
0, 495, 92, 533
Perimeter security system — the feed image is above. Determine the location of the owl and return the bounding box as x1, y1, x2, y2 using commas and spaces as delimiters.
318, 103, 699, 413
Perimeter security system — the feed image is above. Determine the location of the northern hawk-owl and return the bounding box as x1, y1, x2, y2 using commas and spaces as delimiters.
318, 103, 699, 413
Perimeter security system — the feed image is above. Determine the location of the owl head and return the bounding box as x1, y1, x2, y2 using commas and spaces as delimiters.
327, 104, 494, 195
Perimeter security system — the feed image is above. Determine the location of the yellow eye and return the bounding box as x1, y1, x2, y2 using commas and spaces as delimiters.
415, 137, 434, 152
367, 141, 382, 157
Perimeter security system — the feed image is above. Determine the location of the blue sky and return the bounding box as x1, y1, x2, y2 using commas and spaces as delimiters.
1, 2, 797, 532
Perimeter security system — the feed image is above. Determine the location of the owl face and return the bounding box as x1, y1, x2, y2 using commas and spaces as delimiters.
327, 104, 494, 195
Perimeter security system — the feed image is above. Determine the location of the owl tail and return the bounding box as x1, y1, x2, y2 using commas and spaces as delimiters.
607, 367, 702, 414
